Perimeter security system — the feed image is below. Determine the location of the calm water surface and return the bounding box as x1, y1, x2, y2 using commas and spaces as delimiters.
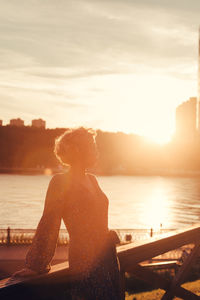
1, 174, 200, 229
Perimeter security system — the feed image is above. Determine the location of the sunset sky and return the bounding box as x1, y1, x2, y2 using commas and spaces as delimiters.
0, 0, 200, 143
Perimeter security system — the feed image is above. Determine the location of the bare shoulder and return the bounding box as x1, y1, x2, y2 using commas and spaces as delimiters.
87, 173, 100, 186
45, 172, 70, 205
87, 172, 97, 180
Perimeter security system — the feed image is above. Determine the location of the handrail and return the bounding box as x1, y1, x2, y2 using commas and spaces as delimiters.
117, 224, 200, 269
0, 262, 72, 300
1, 224, 200, 299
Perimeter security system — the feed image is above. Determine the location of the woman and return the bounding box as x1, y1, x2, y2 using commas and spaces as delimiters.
13, 127, 121, 299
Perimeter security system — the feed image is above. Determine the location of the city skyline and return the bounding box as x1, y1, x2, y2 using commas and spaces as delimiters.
0, 0, 200, 143
1, 94, 198, 136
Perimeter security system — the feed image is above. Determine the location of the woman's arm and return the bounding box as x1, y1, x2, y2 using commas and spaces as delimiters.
25, 174, 65, 273
13, 174, 65, 277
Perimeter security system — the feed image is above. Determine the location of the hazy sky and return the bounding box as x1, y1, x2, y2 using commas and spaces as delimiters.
0, 0, 200, 142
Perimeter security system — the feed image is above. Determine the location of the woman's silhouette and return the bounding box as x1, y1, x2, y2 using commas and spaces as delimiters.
13, 127, 121, 299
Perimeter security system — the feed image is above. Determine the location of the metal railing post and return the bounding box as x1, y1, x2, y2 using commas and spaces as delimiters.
7, 226, 11, 245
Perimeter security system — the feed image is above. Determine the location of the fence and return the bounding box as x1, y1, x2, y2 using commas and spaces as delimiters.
0, 227, 175, 245
1, 224, 200, 299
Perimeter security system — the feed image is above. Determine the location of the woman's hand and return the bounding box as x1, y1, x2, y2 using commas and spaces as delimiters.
12, 268, 37, 279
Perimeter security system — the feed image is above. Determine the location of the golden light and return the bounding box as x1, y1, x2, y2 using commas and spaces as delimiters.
44, 168, 53, 176
97, 73, 179, 143
140, 187, 171, 230
144, 130, 173, 145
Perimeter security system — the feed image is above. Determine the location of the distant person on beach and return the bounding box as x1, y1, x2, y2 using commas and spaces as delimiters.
13, 127, 121, 299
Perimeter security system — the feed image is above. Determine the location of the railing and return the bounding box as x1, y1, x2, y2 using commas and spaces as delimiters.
0, 227, 175, 245
1, 224, 200, 299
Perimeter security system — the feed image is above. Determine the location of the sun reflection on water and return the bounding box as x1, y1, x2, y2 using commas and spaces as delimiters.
140, 187, 171, 230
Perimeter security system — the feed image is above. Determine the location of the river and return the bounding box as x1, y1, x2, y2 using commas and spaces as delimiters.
1, 174, 200, 230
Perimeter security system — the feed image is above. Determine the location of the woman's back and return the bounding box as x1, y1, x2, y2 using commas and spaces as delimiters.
63, 174, 110, 274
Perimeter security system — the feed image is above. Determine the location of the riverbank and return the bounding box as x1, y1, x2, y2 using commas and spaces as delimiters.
2, 167, 200, 177
0, 167, 61, 175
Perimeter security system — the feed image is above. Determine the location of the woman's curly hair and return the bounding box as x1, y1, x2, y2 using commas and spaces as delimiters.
54, 127, 97, 167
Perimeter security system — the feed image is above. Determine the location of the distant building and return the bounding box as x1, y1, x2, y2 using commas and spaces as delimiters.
10, 118, 24, 127
197, 27, 200, 131
31, 118, 46, 129
176, 97, 197, 138
0, 120, 2, 126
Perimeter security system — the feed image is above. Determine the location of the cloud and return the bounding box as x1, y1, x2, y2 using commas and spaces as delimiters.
0, 0, 199, 76
0, 0, 199, 134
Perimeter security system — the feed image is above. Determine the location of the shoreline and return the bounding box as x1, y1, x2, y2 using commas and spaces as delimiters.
1, 168, 200, 177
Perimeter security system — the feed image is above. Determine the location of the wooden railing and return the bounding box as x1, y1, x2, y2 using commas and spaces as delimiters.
1, 224, 200, 299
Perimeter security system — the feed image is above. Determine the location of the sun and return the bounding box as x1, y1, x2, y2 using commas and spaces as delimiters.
118, 120, 173, 145
135, 113, 174, 145
145, 131, 173, 145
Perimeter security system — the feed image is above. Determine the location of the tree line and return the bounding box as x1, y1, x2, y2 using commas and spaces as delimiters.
1, 126, 200, 175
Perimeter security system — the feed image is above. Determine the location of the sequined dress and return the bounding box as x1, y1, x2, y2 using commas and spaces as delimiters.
25, 173, 121, 299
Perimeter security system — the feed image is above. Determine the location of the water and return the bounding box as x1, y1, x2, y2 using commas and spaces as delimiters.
1, 174, 200, 230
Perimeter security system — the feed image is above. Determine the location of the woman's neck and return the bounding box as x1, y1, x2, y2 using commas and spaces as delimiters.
70, 165, 86, 181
